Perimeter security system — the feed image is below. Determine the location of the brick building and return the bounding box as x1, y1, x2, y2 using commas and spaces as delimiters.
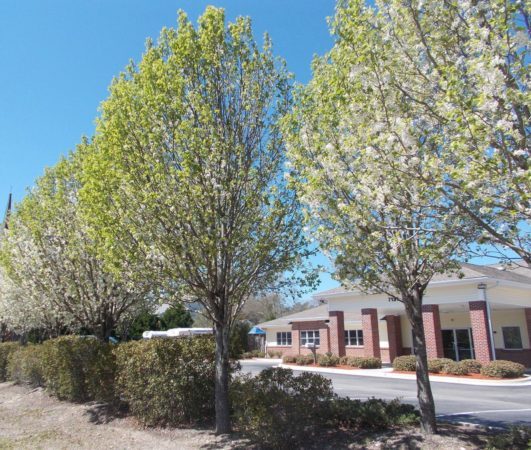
258, 263, 531, 367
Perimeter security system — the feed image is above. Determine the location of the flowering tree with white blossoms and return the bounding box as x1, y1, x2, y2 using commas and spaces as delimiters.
282, 0, 490, 434
0, 151, 155, 341
80, 8, 313, 433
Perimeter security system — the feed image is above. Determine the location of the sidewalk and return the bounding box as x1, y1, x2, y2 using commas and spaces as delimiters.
277, 363, 531, 387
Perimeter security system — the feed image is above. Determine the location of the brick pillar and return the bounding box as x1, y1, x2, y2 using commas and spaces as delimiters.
469, 301, 494, 363
385, 315, 403, 363
329, 311, 346, 357
292, 329, 300, 355
526, 308, 531, 348
362, 308, 381, 358
422, 304, 444, 359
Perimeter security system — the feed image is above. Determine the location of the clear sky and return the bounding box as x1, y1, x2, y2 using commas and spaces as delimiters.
0, 0, 341, 297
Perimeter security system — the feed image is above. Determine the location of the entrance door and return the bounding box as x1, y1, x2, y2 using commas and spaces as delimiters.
442, 328, 474, 361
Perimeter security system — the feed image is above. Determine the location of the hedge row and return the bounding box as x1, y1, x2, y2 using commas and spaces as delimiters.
392, 355, 525, 378
282, 353, 382, 369
1, 339, 419, 447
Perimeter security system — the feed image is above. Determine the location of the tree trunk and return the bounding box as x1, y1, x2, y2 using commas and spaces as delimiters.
214, 322, 231, 434
407, 298, 438, 434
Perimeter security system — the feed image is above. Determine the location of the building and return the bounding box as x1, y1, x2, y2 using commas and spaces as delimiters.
258, 263, 531, 367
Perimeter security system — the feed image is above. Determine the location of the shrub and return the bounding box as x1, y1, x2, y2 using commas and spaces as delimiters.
392, 355, 416, 371
282, 355, 297, 364
114, 336, 217, 426
295, 354, 314, 365
241, 351, 255, 359
339, 356, 349, 365
0, 342, 20, 382
231, 368, 335, 449
441, 361, 468, 375
480, 360, 525, 379
230, 321, 250, 358
317, 352, 339, 367
267, 350, 282, 358
330, 397, 419, 430
351, 357, 382, 369
7, 345, 45, 387
40, 336, 115, 403
486, 425, 531, 449
458, 359, 482, 374
428, 358, 454, 373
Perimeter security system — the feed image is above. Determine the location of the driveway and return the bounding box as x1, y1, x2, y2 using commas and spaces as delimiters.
239, 360, 531, 428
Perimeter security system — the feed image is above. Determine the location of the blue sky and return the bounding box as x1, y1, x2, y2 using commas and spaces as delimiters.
0, 0, 340, 297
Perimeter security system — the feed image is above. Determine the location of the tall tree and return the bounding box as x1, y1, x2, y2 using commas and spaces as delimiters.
0, 151, 155, 340
81, 8, 312, 433
283, 0, 475, 433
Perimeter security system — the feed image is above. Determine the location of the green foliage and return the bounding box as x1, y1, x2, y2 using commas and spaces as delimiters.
486, 426, 531, 449
229, 321, 250, 359
40, 336, 115, 402
114, 336, 217, 426
231, 368, 335, 449
458, 359, 482, 374
329, 397, 419, 430
266, 350, 282, 358
127, 311, 164, 340
480, 360, 525, 379
282, 355, 297, 364
295, 354, 314, 365
7, 345, 45, 387
427, 358, 454, 374
317, 352, 339, 367
441, 361, 468, 376
161, 304, 193, 329
0, 342, 20, 382
346, 356, 382, 369
392, 355, 417, 372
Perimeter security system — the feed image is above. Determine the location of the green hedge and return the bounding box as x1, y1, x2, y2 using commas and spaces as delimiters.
427, 358, 454, 373
40, 336, 115, 402
7, 344, 45, 387
295, 354, 314, 365
392, 355, 416, 371
346, 356, 382, 369
114, 336, 217, 427
0, 342, 20, 382
458, 359, 482, 374
317, 352, 340, 367
480, 360, 525, 379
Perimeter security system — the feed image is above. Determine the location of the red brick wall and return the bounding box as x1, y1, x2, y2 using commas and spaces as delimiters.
329, 311, 346, 357
385, 315, 403, 363
469, 301, 493, 364
345, 347, 365, 357
291, 320, 330, 355
362, 308, 381, 358
422, 304, 444, 358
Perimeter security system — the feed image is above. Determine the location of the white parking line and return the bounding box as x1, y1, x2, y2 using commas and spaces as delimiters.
438, 408, 531, 416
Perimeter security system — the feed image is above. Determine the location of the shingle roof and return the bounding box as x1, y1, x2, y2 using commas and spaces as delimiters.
258, 304, 328, 328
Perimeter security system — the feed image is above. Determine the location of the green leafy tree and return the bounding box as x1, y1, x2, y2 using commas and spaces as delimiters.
283, 0, 481, 434
81, 8, 312, 432
161, 304, 193, 329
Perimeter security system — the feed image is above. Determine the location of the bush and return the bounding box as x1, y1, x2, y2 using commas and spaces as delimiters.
0, 342, 20, 382
428, 358, 454, 373
480, 360, 525, 379
393, 355, 416, 371
230, 321, 250, 359
458, 359, 482, 374
339, 356, 349, 365
330, 397, 419, 430
7, 345, 45, 387
486, 425, 531, 449
114, 336, 217, 426
317, 352, 339, 367
441, 361, 468, 375
267, 350, 282, 358
295, 354, 314, 365
282, 355, 297, 364
231, 368, 335, 449
40, 336, 115, 403
347, 356, 382, 369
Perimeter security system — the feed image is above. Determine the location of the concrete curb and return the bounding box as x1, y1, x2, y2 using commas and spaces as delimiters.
278, 364, 531, 387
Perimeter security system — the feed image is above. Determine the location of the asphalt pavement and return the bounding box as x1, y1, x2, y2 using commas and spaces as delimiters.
239, 360, 531, 428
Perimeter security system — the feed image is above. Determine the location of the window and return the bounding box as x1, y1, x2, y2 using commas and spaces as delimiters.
276, 332, 292, 346
502, 326, 523, 349
300, 330, 320, 346
345, 329, 364, 346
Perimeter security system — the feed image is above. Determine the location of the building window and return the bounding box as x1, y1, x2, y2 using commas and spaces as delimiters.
276, 332, 292, 346
502, 326, 523, 349
345, 329, 363, 346
300, 330, 320, 346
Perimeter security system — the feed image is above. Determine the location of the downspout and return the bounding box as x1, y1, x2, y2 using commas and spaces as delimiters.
478, 282, 497, 361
